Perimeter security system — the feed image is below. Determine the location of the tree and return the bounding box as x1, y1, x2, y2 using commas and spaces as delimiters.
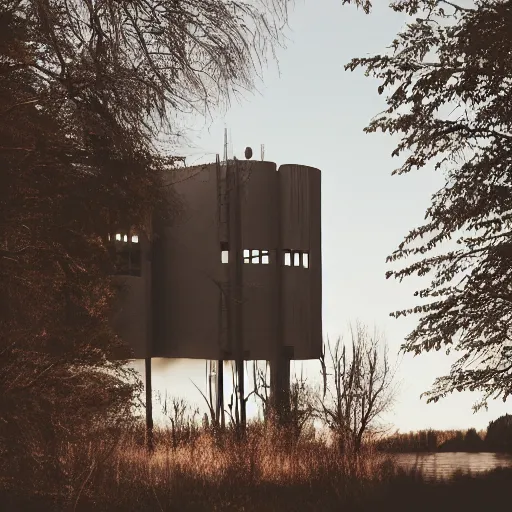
317, 323, 396, 453
0, 6, 148, 486
0, 0, 293, 489
344, 0, 512, 410
485, 414, 512, 452
464, 428, 485, 452
12, 0, 290, 145
251, 361, 316, 442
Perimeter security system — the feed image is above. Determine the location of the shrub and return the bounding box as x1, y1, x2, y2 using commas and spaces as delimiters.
485, 415, 512, 453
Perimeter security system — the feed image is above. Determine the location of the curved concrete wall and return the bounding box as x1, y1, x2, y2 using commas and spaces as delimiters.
236, 160, 279, 360
279, 164, 322, 359
111, 159, 322, 361
154, 164, 223, 359
110, 233, 151, 358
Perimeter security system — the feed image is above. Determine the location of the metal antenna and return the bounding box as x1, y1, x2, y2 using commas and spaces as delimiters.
223, 127, 228, 163
261, 144, 265, 161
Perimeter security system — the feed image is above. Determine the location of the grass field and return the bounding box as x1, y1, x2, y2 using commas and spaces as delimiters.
2, 424, 512, 512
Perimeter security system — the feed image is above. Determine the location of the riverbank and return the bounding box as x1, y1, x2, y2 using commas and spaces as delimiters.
2, 428, 512, 512
375, 420, 512, 453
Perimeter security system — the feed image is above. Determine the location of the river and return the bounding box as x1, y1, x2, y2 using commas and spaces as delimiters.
394, 452, 512, 480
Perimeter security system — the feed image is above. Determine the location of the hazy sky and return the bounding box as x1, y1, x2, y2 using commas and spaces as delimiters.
131, 0, 511, 432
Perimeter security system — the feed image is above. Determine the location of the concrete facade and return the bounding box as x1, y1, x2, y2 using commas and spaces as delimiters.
110, 158, 322, 362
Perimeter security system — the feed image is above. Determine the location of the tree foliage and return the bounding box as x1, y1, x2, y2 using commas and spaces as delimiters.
1, 3, 156, 487
485, 413, 512, 452
345, 0, 512, 410
14, 0, 289, 143
0, 0, 292, 489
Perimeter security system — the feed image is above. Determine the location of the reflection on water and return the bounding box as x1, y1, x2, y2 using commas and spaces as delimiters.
394, 452, 512, 480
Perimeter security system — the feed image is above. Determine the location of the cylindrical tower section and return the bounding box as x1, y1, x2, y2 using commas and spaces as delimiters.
279, 164, 322, 359
110, 232, 152, 359
154, 163, 224, 359
236, 160, 279, 361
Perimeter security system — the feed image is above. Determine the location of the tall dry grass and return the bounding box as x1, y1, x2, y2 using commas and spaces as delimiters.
3, 422, 398, 511
3, 422, 512, 512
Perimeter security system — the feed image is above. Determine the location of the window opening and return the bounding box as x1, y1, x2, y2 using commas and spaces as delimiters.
243, 249, 270, 264
283, 249, 310, 268
221, 242, 229, 264
108, 229, 141, 277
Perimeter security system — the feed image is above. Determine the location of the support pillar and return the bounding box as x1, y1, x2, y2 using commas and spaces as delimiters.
270, 354, 290, 425
237, 359, 246, 430
145, 357, 154, 452
217, 359, 225, 429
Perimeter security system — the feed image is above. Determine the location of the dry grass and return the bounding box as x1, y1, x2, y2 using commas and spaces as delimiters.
2, 423, 512, 512
76, 426, 394, 506
3, 424, 396, 511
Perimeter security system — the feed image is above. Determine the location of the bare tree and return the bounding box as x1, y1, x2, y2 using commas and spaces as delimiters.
14, 0, 292, 147
252, 360, 271, 421
287, 371, 316, 442
252, 361, 316, 441
317, 323, 397, 453
157, 393, 200, 448
226, 361, 256, 435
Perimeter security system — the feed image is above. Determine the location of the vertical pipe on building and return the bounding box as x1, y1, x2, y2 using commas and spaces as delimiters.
225, 157, 246, 432
145, 357, 154, 452
217, 360, 225, 428
215, 155, 226, 430
146, 227, 154, 452
233, 159, 246, 431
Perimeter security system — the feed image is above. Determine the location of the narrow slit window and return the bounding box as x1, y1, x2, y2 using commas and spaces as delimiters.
252, 249, 260, 264
243, 249, 250, 264
282, 250, 310, 269
261, 250, 269, 264
221, 242, 229, 264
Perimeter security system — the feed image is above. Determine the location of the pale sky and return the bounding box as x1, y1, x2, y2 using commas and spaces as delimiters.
130, 0, 511, 433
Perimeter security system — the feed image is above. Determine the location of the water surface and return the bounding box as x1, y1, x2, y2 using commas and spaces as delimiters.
394, 452, 512, 480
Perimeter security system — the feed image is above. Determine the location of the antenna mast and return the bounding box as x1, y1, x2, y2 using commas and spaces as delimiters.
223, 127, 228, 163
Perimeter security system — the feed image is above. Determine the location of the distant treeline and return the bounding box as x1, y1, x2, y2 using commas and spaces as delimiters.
376, 414, 512, 453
